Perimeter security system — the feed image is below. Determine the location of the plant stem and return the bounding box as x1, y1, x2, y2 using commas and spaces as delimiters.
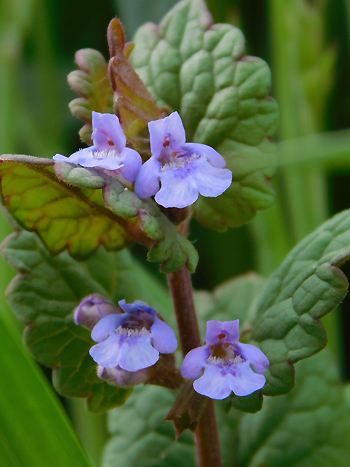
167, 267, 200, 354
167, 267, 222, 467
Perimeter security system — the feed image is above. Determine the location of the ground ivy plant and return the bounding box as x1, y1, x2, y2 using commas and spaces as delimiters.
0, 1, 349, 466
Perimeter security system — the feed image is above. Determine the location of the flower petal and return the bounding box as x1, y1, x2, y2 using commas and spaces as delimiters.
193, 365, 233, 400
205, 320, 240, 345
117, 334, 159, 371
91, 313, 125, 342
237, 343, 269, 374
134, 157, 161, 199
150, 317, 177, 354
118, 147, 142, 182
89, 333, 121, 368
149, 112, 186, 158
156, 167, 199, 208
117, 299, 155, 317
184, 143, 226, 168
78, 150, 124, 170
53, 154, 70, 163
193, 159, 232, 198
181, 345, 210, 380
54, 147, 96, 166
92, 112, 126, 152
229, 363, 266, 396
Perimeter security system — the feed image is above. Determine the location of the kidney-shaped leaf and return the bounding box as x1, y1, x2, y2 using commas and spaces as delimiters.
237, 351, 350, 467
0, 155, 129, 258
252, 209, 350, 395
1, 230, 171, 412
131, 0, 278, 230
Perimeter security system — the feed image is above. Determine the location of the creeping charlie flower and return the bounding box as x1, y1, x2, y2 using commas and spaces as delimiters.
181, 320, 269, 400
53, 112, 141, 182
89, 299, 178, 372
74, 294, 117, 329
135, 112, 232, 208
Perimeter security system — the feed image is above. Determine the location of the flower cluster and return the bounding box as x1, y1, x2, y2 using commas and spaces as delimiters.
75, 295, 268, 399
75, 296, 177, 387
54, 111, 232, 208
69, 112, 267, 400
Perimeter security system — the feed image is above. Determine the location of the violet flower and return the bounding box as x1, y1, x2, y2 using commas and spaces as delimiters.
89, 299, 178, 372
53, 112, 141, 182
74, 294, 117, 329
181, 320, 269, 400
135, 112, 232, 208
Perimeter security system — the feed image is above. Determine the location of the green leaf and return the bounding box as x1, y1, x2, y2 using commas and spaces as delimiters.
68, 49, 114, 145
104, 181, 199, 273
0, 314, 92, 467
131, 0, 278, 230
0, 155, 129, 258
55, 162, 105, 189
103, 386, 195, 467
237, 351, 350, 467
1, 230, 172, 412
0, 155, 198, 272
252, 209, 350, 395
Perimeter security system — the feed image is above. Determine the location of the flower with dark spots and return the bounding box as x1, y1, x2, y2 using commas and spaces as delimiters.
89, 299, 178, 372
74, 294, 117, 329
53, 112, 141, 182
135, 112, 232, 208
181, 320, 269, 400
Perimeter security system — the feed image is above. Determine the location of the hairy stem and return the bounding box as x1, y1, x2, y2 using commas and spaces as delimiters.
167, 267, 222, 467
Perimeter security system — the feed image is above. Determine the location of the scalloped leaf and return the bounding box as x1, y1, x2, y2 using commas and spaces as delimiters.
0, 155, 197, 272
1, 230, 172, 412
252, 209, 350, 395
0, 155, 130, 258
103, 386, 195, 467
131, 0, 278, 230
68, 49, 114, 144
237, 351, 350, 467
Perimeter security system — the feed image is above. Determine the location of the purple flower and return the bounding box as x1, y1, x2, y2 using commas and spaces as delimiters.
181, 320, 269, 400
135, 112, 232, 208
89, 299, 178, 372
74, 294, 117, 329
53, 112, 141, 182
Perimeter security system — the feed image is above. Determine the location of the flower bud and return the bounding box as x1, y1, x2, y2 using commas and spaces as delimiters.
74, 294, 117, 329
97, 365, 150, 387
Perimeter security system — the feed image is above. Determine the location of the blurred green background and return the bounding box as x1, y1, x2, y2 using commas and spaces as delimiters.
0, 0, 350, 465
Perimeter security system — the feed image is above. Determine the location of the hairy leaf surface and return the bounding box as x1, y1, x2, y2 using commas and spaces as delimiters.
1, 230, 171, 412
131, 0, 278, 229
252, 210, 350, 395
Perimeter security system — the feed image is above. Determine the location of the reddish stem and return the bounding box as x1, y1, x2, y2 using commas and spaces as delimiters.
167, 267, 222, 467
